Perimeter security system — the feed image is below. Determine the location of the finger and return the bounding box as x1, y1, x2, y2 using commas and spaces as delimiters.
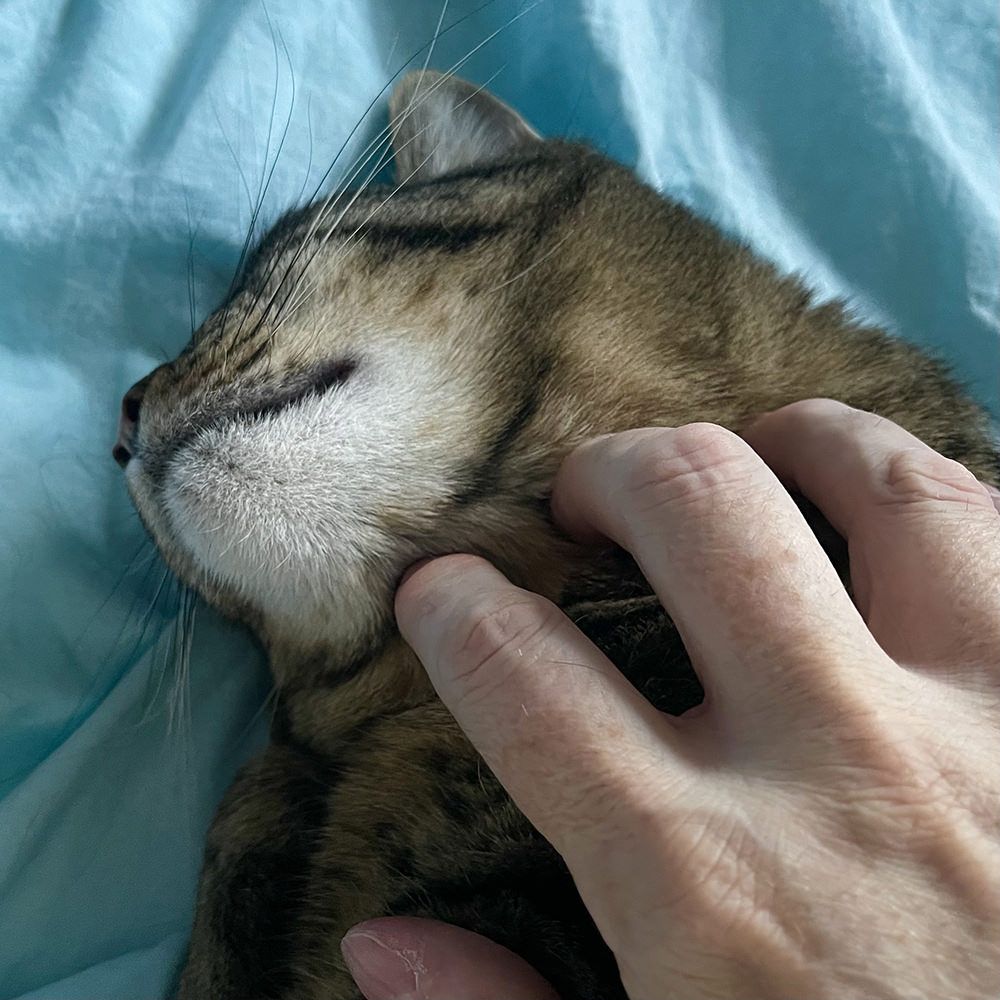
342, 917, 559, 1000
745, 399, 1000, 670
551, 425, 885, 712
395, 554, 680, 856
984, 482, 1000, 516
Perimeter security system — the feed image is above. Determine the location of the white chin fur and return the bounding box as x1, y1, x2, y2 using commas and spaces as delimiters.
160, 351, 466, 633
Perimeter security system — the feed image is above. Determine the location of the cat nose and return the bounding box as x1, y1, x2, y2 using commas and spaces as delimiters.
113, 375, 152, 467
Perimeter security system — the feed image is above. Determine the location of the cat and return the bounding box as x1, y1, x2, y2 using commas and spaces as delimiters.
114, 71, 999, 999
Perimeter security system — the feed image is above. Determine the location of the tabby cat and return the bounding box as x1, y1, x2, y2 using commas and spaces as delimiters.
113, 72, 999, 999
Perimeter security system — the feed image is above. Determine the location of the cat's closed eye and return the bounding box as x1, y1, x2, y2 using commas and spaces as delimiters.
239, 358, 360, 422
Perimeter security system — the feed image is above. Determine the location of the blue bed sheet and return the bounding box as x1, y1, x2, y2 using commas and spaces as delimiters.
1, 1, 997, 996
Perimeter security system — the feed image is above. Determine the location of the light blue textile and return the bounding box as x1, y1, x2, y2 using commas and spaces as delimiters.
1, 1, 997, 996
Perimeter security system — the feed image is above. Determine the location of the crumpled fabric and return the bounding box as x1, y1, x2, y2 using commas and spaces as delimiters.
0, 1, 996, 996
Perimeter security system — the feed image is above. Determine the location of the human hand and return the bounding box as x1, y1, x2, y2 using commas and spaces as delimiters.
342, 400, 1000, 999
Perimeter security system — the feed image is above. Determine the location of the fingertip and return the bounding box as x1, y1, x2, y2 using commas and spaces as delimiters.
397, 556, 434, 589
342, 917, 560, 1000
745, 397, 858, 435
549, 436, 608, 543
741, 399, 870, 510
341, 921, 418, 1000
395, 553, 503, 616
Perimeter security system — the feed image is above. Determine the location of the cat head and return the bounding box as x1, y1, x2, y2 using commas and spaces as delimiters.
115, 72, 685, 668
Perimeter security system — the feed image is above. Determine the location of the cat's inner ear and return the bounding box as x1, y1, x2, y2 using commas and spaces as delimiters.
389, 71, 540, 184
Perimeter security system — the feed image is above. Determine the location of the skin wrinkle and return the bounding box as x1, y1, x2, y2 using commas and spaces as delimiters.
878, 446, 992, 510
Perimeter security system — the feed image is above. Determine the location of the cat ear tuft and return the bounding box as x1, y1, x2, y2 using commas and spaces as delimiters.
389, 71, 540, 183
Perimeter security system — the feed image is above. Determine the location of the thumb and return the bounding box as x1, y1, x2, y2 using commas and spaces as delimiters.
341, 917, 560, 1000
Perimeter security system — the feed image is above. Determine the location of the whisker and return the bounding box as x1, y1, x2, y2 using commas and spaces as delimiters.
230, 9, 299, 345
215, 0, 291, 355
235, 2, 528, 351
240, 120, 404, 343
276, 69, 505, 328
255, 39, 520, 342
135, 571, 179, 727
293, 93, 316, 209
243, 19, 468, 329
167, 585, 197, 735
301, 0, 502, 208
384, 32, 400, 73
234, 123, 396, 351
488, 232, 572, 293
184, 188, 198, 334
129, 566, 184, 729
413, 0, 451, 105
252, 1, 285, 234
75, 543, 169, 736
205, 4, 510, 363
233, 684, 281, 748
212, 97, 256, 216
78, 536, 158, 648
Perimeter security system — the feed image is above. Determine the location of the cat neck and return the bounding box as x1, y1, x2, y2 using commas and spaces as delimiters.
266, 633, 436, 756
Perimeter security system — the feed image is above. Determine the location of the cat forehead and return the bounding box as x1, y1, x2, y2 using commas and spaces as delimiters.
243, 143, 599, 274
179, 140, 622, 374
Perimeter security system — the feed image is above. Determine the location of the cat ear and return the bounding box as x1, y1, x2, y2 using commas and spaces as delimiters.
389, 71, 540, 183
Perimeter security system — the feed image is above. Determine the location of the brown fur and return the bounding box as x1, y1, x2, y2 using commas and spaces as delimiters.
116, 73, 998, 999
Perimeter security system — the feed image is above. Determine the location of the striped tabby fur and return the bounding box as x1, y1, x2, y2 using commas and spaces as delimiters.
117, 72, 999, 999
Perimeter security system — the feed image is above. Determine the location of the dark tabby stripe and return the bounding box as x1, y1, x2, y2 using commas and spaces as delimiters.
528, 160, 592, 242
237, 358, 359, 421
409, 154, 551, 188
451, 358, 552, 506
361, 221, 506, 254
208, 764, 331, 1000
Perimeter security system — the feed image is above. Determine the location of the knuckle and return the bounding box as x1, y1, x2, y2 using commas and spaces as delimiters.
449, 591, 562, 702
881, 448, 993, 512
621, 423, 757, 515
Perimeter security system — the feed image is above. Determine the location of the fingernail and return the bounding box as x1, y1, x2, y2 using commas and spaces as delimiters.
398, 557, 434, 589
341, 930, 421, 1000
